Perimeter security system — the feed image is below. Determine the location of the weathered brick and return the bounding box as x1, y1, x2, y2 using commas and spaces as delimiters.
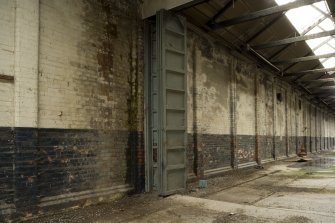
186, 25, 335, 178
1, 1, 335, 221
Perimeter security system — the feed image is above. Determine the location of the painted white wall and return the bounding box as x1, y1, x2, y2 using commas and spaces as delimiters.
0, 0, 15, 127
14, 0, 39, 128
0, 0, 39, 128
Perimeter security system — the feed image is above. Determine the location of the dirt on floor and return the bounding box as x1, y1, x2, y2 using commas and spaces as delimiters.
23, 150, 335, 223
23, 193, 166, 223
213, 213, 269, 223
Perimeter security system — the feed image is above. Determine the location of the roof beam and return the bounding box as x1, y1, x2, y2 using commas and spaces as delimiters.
269, 14, 328, 60
283, 16, 334, 71
209, 0, 322, 29
143, 0, 207, 18
320, 74, 335, 79
298, 78, 335, 87
326, 0, 335, 15
311, 88, 335, 93
273, 52, 335, 65
312, 4, 335, 22
285, 67, 335, 77
323, 95, 335, 101
297, 73, 335, 82
317, 91, 335, 97
301, 77, 335, 83
329, 101, 335, 104
302, 79, 334, 88
327, 102, 335, 106
283, 36, 332, 72
173, 0, 209, 12
326, 100, 335, 105
246, 13, 284, 43
207, 0, 238, 26
253, 29, 335, 50
309, 85, 335, 92
322, 94, 335, 98
310, 85, 335, 91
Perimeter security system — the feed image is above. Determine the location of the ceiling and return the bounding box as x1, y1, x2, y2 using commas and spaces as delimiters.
175, 0, 335, 110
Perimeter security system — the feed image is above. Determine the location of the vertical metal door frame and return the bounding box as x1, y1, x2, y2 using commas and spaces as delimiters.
157, 10, 187, 195
144, 11, 187, 195
144, 19, 152, 192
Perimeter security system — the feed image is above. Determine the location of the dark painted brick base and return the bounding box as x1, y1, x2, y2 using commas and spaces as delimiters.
288, 136, 297, 155
37, 128, 100, 198
187, 133, 232, 176
274, 136, 286, 157
128, 131, 145, 192
187, 133, 335, 178
187, 134, 196, 176
0, 127, 144, 221
201, 134, 232, 171
2, 126, 334, 220
310, 137, 316, 153
258, 135, 274, 160
236, 135, 256, 164
0, 128, 15, 217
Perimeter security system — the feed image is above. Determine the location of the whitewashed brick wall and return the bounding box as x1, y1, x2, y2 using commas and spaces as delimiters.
0, 0, 15, 127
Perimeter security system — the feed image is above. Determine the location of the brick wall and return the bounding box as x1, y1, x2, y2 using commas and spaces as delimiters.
257, 74, 274, 161
186, 25, 335, 179
0, 1, 16, 219
235, 61, 257, 165
0, 128, 15, 217
274, 84, 287, 158
287, 89, 297, 155
310, 106, 316, 152
187, 30, 232, 177
1, 4, 335, 221
316, 109, 321, 150
0, 0, 15, 127
0, 0, 144, 221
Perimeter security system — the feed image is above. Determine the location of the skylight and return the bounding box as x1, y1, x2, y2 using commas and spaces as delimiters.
275, 0, 335, 70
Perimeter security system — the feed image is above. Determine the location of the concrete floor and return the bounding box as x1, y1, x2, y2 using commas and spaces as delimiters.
25, 151, 335, 223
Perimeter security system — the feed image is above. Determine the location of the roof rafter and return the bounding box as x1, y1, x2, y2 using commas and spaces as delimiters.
253, 29, 335, 50
317, 92, 335, 98
309, 85, 335, 91
285, 67, 335, 77
304, 81, 334, 89
296, 73, 335, 82
323, 95, 335, 101
246, 13, 285, 43
268, 13, 329, 60
311, 89, 335, 95
207, 0, 238, 26
284, 36, 332, 73
301, 77, 335, 82
273, 52, 335, 64
209, 0, 322, 29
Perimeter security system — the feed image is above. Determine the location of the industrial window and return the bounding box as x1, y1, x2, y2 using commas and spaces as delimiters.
275, 0, 335, 72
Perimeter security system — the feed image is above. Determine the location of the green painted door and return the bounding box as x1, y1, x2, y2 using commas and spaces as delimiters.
157, 10, 187, 195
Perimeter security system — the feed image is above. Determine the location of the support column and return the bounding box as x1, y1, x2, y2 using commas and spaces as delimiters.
255, 71, 260, 164
230, 58, 237, 168
272, 79, 277, 159
285, 87, 289, 156
295, 94, 299, 154
193, 49, 204, 178
13, 0, 39, 216
14, 0, 39, 128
